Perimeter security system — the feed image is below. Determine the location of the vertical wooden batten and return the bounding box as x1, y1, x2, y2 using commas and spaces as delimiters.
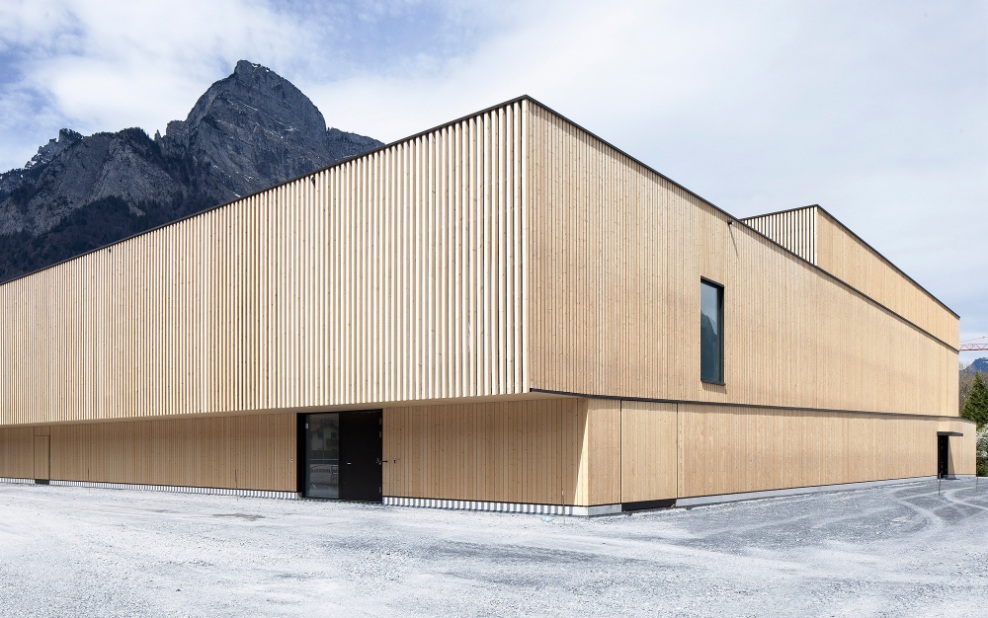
0, 101, 531, 427
383, 397, 605, 507
39, 413, 297, 491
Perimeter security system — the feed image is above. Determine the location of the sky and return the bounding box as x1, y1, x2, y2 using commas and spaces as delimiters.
0, 0, 985, 363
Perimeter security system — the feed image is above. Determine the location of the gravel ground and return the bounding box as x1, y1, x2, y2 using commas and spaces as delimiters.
1, 479, 986, 617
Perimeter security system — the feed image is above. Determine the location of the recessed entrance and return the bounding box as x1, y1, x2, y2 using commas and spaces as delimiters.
937, 434, 950, 479
302, 410, 382, 501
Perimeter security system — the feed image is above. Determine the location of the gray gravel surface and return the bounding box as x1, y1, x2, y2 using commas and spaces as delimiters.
1, 479, 986, 617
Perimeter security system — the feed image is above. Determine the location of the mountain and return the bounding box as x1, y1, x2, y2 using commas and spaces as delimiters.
0, 60, 382, 282
965, 358, 988, 375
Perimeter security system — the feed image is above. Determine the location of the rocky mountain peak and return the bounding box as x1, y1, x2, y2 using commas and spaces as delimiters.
234, 59, 263, 76
182, 59, 328, 141
0, 61, 382, 282
969, 358, 988, 374
24, 128, 83, 169
160, 60, 341, 198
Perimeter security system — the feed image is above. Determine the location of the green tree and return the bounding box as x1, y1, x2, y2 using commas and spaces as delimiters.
962, 373, 988, 430
960, 369, 976, 414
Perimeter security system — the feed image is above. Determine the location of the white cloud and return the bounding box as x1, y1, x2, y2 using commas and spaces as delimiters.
0, 0, 509, 166
0, 0, 344, 168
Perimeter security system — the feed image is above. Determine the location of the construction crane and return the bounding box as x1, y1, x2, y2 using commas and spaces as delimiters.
960, 336, 988, 352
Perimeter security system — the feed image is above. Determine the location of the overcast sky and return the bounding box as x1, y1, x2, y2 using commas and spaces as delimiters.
1, 0, 985, 362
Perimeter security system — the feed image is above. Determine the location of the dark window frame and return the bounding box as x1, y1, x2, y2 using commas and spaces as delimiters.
700, 278, 725, 385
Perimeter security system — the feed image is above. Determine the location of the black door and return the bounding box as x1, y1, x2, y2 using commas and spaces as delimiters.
937, 435, 950, 479
340, 411, 383, 502
303, 413, 341, 498
302, 410, 382, 501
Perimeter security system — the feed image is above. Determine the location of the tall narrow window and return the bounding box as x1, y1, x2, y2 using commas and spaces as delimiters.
700, 280, 724, 383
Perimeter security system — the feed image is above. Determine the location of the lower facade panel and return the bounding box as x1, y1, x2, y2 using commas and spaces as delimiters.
383, 398, 589, 506
0, 413, 297, 491
0, 397, 976, 513
676, 404, 976, 498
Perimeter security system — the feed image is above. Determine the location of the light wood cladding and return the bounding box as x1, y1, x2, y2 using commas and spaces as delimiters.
741, 208, 817, 263
46, 413, 295, 490
0, 101, 529, 427
3, 398, 973, 503
33, 435, 49, 479
620, 401, 678, 503
384, 397, 601, 506
744, 206, 958, 348
0, 427, 34, 479
574, 399, 621, 505
814, 209, 958, 347
526, 103, 958, 417
381, 397, 967, 506
678, 404, 943, 497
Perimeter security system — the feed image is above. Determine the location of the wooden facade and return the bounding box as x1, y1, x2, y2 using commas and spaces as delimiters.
743, 205, 958, 348
4, 397, 968, 505
383, 399, 974, 505
526, 106, 958, 415
384, 398, 583, 505
815, 208, 958, 347
0, 101, 529, 427
0, 96, 973, 509
1, 414, 296, 490
741, 207, 818, 263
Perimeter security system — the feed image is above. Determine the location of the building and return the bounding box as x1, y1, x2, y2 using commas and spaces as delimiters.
0, 97, 974, 515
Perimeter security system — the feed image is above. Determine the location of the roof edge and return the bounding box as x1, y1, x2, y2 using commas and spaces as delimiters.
813, 206, 959, 319
739, 204, 821, 221
520, 98, 961, 329
0, 94, 961, 323
0, 95, 538, 287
